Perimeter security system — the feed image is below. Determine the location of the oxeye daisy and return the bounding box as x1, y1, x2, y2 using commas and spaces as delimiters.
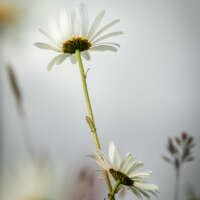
90, 141, 159, 200
34, 3, 122, 71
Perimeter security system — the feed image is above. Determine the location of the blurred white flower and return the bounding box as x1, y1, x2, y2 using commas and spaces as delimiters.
34, 3, 122, 70
1, 160, 67, 200
90, 141, 159, 200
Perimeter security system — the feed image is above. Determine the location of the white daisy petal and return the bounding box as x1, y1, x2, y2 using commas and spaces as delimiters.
82, 51, 90, 60
97, 151, 113, 170
48, 17, 62, 43
131, 171, 152, 180
120, 153, 135, 173
79, 3, 89, 37
124, 157, 137, 173
101, 157, 112, 171
92, 31, 123, 44
88, 154, 106, 169
47, 54, 64, 71
149, 190, 159, 197
39, 28, 60, 47
90, 19, 120, 42
97, 42, 120, 47
134, 182, 159, 192
59, 9, 71, 40
56, 54, 70, 65
70, 54, 77, 64
71, 9, 81, 37
34, 42, 61, 52
127, 161, 144, 176
90, 45, 117, 52
113, 148, 122, 169
130, 187, 143, 200
123, 158, 143, 174
135, 187, 151, 200
89, 153, 111, 171
118, 152, 130, 170
108, 141, 116, 164
108, 141, 121, 168
87, 10, 105, 40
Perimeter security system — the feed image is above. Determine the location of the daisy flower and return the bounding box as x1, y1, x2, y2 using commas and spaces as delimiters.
90, 141, 159, 200
34, 3, 122, 71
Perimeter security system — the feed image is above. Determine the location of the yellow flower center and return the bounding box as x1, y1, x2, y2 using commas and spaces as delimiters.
109, 169, 133, 186
62, 37, 91, 54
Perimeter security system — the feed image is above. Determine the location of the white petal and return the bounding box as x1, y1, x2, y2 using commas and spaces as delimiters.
39, 28, 60, 47
59, 9, 72, 40
70, 54, 77, 64
71, 9, 81, 37
134, 187, 151, 200
48, 17, 62, 43
56, 54, 70, 65
92, 31, 123, 44
108, 141, 122, 169
108, 141, 116, 164
89, 153, 111, 171
47, 54, 65, 71
90, 19, 120, 42
87, 10, 105, 40
127, 161, 144, 177
130, 187, 143, 200
134, 182, 159, 192
96, 151, 112, 170
82, 51, 91, 60
34, 42, 61, 52
123, 157, 137, 174
59, 10, 68, 37
131, 171, 152, 179
120, 153, 135, 173
79, 3, 89, 37
149, 190, 159, 197
102, 157, 112, 171
90, 45, 117, 52
96, 42, 120, 47
88, 154, 106, 169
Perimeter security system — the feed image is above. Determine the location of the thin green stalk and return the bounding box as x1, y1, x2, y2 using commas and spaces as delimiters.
174, 168, 180, 200
75, 49, 113, 193
109, 180, 121, 200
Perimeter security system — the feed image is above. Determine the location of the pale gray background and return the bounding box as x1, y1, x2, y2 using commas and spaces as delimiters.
1, 0, 200, 200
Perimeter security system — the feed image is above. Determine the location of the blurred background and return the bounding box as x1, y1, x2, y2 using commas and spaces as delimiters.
0, 0, 200, 200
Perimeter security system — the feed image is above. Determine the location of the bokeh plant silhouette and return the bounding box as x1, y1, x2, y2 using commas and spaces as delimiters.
163, 133, 196, 200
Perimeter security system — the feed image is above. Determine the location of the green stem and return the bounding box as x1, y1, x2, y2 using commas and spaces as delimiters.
174, 167, 180, 200
75, 50, 113, 193
109, 180, 121, 200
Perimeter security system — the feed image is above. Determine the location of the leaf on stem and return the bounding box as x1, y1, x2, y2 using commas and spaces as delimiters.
85, 116, 95, 132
